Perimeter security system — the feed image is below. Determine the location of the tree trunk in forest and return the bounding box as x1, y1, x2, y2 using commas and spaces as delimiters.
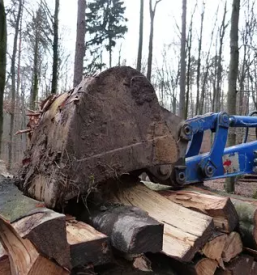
8, 0, 23, 170
51, 0, 59, 94
225, 0, 240, 193
30, 34, 39, 110
0, 0, 6, 156
73, 0, 86, 87
179, 0, 187, 119
215, 2, 227, 113
137, 0, 144, 72
185, 17, 192, 119
195, 2, 204, 115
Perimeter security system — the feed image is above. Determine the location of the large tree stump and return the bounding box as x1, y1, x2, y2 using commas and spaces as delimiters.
17, 66, 180, 208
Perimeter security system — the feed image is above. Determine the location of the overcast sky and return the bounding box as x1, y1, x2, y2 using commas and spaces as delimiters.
58, 0, 229, 71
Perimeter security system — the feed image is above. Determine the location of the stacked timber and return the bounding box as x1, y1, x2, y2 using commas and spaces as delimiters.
2, 173, 257, 273
159, 185, 257, 274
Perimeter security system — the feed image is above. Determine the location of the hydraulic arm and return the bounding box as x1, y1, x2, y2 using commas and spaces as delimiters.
178, 112, 257, 185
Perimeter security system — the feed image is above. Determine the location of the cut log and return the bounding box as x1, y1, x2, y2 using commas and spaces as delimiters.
66, 220, 112, 267
160, 189, 238, 233
181, 186, 257, 249
107, 182, 214, 262
0, 220, 69, 275
88, 204, 164, 254
222, 232, 243, 262
215, 255, 254, 275
202, 232, 227, 262
0, 242, 11, 275
17, 66, 180, 208
171, 257, 218, 275
0, 179, 70, 268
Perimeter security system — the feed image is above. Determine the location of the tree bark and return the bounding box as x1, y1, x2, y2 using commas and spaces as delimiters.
195, 2, 204, 115
179, 0, 187, 119
215, 3, 227, 113
51, 0, 59, 94
0, 0, 6, 156
8, 0, 23, 170
30, 31, 39, 110
225, 0, 240, 193
73, 0, 86, 87
137, 0, 144, 72
88, 205, 164, 254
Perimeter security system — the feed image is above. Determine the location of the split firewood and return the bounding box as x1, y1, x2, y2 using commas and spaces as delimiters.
171, 257, 218, 275
66, 219, 112, 268
160, 189, 238, 233
0, 241, 11, 275
0, 179, 70, 268
87, 204, 164, 254
179, 186, 257, 249
0, 220, 69, 275
215, 255, 254, 275
221, 232, 243, 262
106, 182, 214, 262
202, 232, 227, 263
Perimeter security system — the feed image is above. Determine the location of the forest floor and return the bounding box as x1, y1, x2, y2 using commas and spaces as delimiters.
204, 178, 257, 198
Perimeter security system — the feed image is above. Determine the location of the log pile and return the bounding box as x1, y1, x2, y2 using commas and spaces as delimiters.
2, 174, 257, 274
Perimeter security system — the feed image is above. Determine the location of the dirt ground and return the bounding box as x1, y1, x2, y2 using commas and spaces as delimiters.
204, 178, 257, 198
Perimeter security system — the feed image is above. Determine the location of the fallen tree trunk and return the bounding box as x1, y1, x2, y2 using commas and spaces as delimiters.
88, 205, 164, 254
17, 66, 180, 208
106, 181, 214, 262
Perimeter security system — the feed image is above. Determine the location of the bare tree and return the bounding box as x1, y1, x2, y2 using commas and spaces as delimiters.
137, 0, 144, 72
179, 0, 187, 119
51, 0, 59, 94
214, 2, 228, 112
185, 3, 196, 118
147, 0, 162, 81
8, 0, 23, 169
195, 1, 205, 115
225, 0, 240, 193
73, 0, 86, 87
0, 0, 6, 156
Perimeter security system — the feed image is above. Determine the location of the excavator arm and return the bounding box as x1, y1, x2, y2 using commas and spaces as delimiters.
165, 112, 257, 186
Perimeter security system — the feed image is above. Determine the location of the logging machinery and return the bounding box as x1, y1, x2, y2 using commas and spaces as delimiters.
18, 66, 257, 207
